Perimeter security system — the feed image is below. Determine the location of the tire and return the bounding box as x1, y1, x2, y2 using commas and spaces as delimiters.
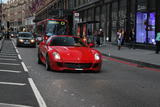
16, 43, 19, 47
38, 50, 43, 64
33, 45, 36, 48
46, 55, 51, 71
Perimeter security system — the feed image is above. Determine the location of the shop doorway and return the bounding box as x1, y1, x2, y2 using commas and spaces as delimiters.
136, 12, 155, 44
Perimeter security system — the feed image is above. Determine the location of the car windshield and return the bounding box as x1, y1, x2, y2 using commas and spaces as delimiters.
50, 37, 87, 47
46, 20, 68, 36
19, 33, 33, 38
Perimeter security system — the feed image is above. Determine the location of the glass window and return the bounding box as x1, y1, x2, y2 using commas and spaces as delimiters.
46, 20, 68, 36
50, 37, 87, 47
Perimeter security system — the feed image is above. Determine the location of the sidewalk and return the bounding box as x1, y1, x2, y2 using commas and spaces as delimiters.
0, 38, 4, 51
95, 43, 160, 69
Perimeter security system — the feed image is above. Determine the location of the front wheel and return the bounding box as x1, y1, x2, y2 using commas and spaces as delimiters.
38, 51, 42, 64
46, 55, 51, 71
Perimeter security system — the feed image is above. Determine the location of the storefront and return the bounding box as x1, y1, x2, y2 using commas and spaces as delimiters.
136, 0, 156, 44
75, 0, 158, 47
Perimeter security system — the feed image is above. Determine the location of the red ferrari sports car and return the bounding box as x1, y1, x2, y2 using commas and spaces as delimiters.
38, 35, 102, 72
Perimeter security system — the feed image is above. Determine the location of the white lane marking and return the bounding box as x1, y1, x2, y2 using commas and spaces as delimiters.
21, 62, 28, 72
0, 58, 17, 60
28, 78, 47, 107
12, 40, 19, 54
0, 103, 32, 107
18, 54, 22, 60
0, 70, 21, 73
21, 62, 29, 72
0, 53, 17, 56
12, 39, 22, 60
0, 56, 17, 58
0, 63, 20, 66
0, 82, 26, 86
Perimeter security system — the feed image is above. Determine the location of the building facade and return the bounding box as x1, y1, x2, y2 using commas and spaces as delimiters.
2, 0, 35, 32
32, 0, 74, 34
75, 0, 158, 46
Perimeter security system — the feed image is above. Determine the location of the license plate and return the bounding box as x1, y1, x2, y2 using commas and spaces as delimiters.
75, 69, 83, 71
24, 42, 30, 44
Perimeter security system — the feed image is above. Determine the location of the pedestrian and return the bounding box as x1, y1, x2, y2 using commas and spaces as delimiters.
94, 30, 98, 45
155, 33, 160, 54
129, 28, 135, 49
96, 30, 101, 47
117, 29, 123, 50
99, 29, 104, 46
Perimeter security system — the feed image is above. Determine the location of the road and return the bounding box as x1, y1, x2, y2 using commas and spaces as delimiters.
2, 39, 160, 107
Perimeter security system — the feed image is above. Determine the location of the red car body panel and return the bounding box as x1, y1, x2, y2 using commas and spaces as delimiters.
38, 35, 102, 72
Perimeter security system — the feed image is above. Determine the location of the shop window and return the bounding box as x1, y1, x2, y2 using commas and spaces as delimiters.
136, 12, 155, 43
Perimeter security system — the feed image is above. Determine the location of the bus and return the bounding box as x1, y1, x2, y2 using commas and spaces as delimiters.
36, 19, 69, 41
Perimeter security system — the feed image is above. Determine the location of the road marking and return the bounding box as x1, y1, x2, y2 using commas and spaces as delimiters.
28, 78, 47, 107
21, 62, 29, 72
0, 56, 17, 58
0, 63, 20, 66
0, 103, 32, 107
0, 82, 26, 86
0, 58, 17, 60
12, 40, 19, 54
0, 53, 17, 56
18, 54, 22, 60
0, 70, 21, 73
103, 56, 160, 72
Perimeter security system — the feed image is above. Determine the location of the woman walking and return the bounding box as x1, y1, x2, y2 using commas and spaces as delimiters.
117, 29, 123, 50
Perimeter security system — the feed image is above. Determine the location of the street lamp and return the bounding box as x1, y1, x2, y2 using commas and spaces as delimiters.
1, 0, 2, 31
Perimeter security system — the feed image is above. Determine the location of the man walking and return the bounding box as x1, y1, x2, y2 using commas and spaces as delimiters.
129, 28, 135, 49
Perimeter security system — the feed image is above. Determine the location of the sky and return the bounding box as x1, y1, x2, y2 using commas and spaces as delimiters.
2, 0, 8, 3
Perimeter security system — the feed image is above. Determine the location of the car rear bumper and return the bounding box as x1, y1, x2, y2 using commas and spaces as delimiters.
17, 42, 36, 47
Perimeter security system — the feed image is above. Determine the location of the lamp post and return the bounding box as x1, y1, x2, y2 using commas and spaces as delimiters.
1, 0, 2, 31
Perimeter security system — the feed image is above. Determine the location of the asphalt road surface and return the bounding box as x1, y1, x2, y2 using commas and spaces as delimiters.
5, 39, 160, 107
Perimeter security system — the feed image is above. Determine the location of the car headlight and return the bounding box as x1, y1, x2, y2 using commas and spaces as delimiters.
30, 39, 35, 43
94, 53, 100, 60
19, 39, 24, 42
53, 52, 61, 60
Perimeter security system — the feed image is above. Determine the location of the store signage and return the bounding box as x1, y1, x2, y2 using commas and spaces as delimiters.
74, 13, 79, 17
137, 5, 147, 10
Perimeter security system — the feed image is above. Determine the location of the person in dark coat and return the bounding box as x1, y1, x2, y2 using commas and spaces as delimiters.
129, 28, 135, 49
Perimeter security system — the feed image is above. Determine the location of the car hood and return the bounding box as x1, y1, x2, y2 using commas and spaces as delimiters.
50, 46, 98, 62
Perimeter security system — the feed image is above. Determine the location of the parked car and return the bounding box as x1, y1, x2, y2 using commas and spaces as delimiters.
16, 32, 36, 47
38, 35, 102, 72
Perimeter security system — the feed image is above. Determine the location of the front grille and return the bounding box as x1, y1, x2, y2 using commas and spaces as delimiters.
64, 63, 92, 69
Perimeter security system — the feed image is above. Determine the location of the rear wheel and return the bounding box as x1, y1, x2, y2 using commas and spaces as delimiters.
46, 55, 51, 71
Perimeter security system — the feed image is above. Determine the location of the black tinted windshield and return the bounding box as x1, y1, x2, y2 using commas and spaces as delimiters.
46, 20, 68, 35
19, 33, 33, 38
50, 37, 87, 47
